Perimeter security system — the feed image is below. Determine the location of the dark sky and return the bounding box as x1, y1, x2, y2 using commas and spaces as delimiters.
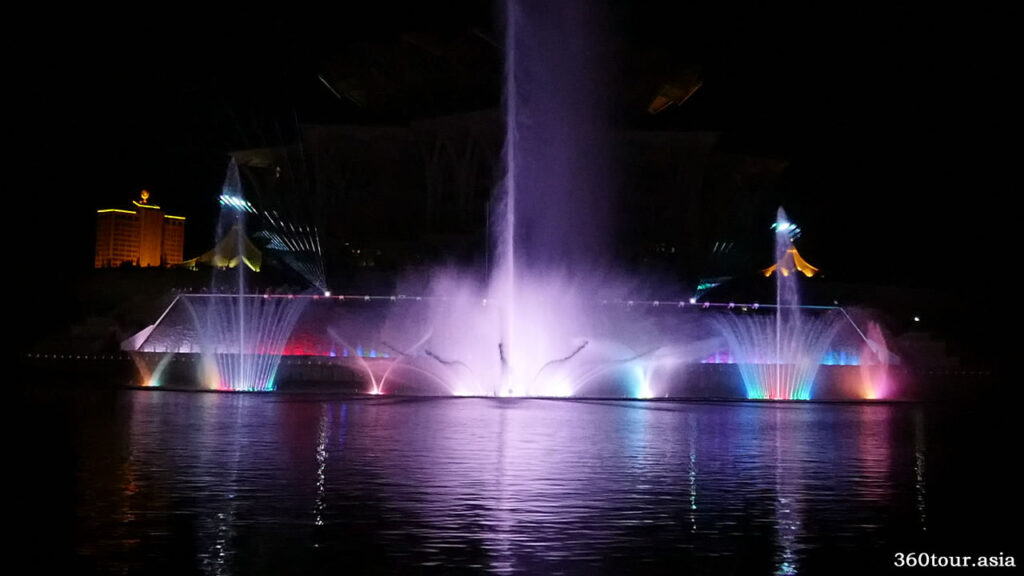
13, 2, 1013, 292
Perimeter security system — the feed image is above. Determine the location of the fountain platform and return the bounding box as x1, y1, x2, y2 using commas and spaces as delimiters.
115, 293, 927, 400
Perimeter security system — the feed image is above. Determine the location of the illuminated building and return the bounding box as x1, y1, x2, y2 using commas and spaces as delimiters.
763, 246, 819, 278
95, 190, 186, 268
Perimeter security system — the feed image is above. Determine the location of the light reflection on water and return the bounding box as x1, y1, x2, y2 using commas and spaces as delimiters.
61, 392, 1010, 574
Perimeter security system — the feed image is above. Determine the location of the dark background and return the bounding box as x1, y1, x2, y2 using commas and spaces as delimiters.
11, 2, 1013, 368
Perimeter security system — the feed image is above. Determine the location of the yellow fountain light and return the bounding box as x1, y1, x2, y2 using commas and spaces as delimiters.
790, 247, 818, 277
242, 256, 261, 272
763, 247, 818, 278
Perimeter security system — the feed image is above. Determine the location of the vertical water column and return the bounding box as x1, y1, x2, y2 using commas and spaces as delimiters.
497, 0, 518, 396
191, 159, 308, 391
773, 207, 798, 399
224, 159, 249, 389
493, 0, 613, 396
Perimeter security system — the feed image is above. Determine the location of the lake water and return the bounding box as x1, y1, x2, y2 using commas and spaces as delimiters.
24, 390, 1018, 574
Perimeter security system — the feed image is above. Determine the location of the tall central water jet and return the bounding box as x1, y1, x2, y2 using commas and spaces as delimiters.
378, 0, 714, 397
490, 0, 613, 396
773, 208, 796, 399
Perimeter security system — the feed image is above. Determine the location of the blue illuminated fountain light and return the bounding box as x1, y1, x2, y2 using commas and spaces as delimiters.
183, 160, 309, 391
714, 209, 843, 400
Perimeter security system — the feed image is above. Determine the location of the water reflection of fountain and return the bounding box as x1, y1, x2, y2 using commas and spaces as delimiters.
689, 413, 698, 533
772, 408, 805, 575
853, 405, 894, 502
314, 404, 328, 529
913, 409, 928, 532
196, 396, 243, 575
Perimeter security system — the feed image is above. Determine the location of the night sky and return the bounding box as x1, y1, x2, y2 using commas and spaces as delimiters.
14, 2, 1012, 297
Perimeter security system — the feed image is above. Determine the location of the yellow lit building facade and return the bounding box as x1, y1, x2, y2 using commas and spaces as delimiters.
95, 191, 186, 268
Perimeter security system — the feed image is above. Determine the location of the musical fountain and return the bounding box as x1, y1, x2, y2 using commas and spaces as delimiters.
126, 1, 892, 400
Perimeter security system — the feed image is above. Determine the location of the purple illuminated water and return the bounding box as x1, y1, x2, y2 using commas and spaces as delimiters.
340, 2, 615, 396
44, 390, 1017, 574
364, 1, 702, 397
489, 0, 619, 396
